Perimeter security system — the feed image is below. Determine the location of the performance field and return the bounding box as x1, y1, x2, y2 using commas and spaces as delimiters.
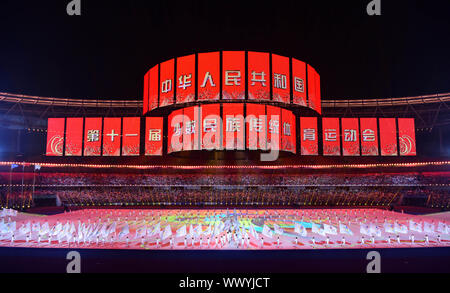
1, 208, 449, 250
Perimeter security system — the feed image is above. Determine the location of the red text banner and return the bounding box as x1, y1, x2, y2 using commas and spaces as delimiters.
315, 70, 322, 115
307, 65, 322, 114
281, 108, 296, 153
398, 118, 416, 156
201, 104, 221, 150
248, 51, 270, 101
360, 118, 379, 156
149, 65, 159, 111
102, 118, 121, 156
65, 118, 83, 156
341, 118, 360, 156
46, 118, 65, 156
83, 118, 102, 156
145, 117, 163, 156
246, 104, 267, 150
322, 118, 340, 156
267, 105, 280, 151
168, 109, 184, 153
143, 71, 149, 115
223, 103, 244, 150
122, 117, 141, 156
159, 59, 175, 107
198, 52, 220, 101
176, 54, 196, 104
292, 58, 307, 106
222, 51, 245, 100
272, 54, 290, 104
379, 118, 398, 156
300, 117, 318, 155
183, 106, 200, 151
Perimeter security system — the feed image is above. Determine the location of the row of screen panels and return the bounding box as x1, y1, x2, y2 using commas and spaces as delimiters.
167, 104, 296, 153
46, 117, 163, 157
143, 51, 321, 115
46, 114, 416, 157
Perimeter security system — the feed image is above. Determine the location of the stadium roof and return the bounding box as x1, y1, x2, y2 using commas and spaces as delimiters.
1, 91, 449, 108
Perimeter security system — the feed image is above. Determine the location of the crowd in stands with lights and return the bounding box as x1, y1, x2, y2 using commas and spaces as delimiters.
1, 172, 449, 210
31, 172, 450, 186
5, 186, 445, 210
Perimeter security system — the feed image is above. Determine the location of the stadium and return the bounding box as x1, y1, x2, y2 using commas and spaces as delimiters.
0, 49, 449, 273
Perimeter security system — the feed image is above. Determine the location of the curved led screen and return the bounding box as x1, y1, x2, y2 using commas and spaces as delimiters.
143, 51, 321, 115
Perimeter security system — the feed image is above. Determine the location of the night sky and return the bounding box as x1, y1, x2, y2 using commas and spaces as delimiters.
0, 0, 449, 100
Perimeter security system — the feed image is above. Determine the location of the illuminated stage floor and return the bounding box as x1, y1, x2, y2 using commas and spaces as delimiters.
1, 208, 449, 250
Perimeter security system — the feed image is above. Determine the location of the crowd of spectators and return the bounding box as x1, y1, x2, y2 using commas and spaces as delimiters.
36, 172, 450, 186
35, 186, 448, 209
1, 172, 448, 210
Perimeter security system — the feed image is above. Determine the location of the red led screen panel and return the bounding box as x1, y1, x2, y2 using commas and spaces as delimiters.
183, 106, 200, 151
246, 103, 267, 150
223, 103, 245, 150
360, 118, 379, 156
281, 109, 296, 153
159, 59, 175, 107
46, 118, 65, 156
145, 117, 163, 156
84, 117, 102, 156
222, 51, 245, 100
122, 117, 141, 156
248, 51, 270, 101
341, 118, 360, 156
292, 58, 307, 106
307, 65, 322, 114
168, 109, 184, 153
315, 70, 322, 115
64, 118, 83, 156
149, 65, 159, 111
322, 118, 340, 156
102, 118, 121, 156
143, 71, 149, 115
267, 105, 281, 151
379, 118, 398, 156
300, 117, 318, 155
201, 104, 221, 150
198, 52, 220, 101
398, 118, 416, 156
176, 54, 196, 104
272, 54, 290, 104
